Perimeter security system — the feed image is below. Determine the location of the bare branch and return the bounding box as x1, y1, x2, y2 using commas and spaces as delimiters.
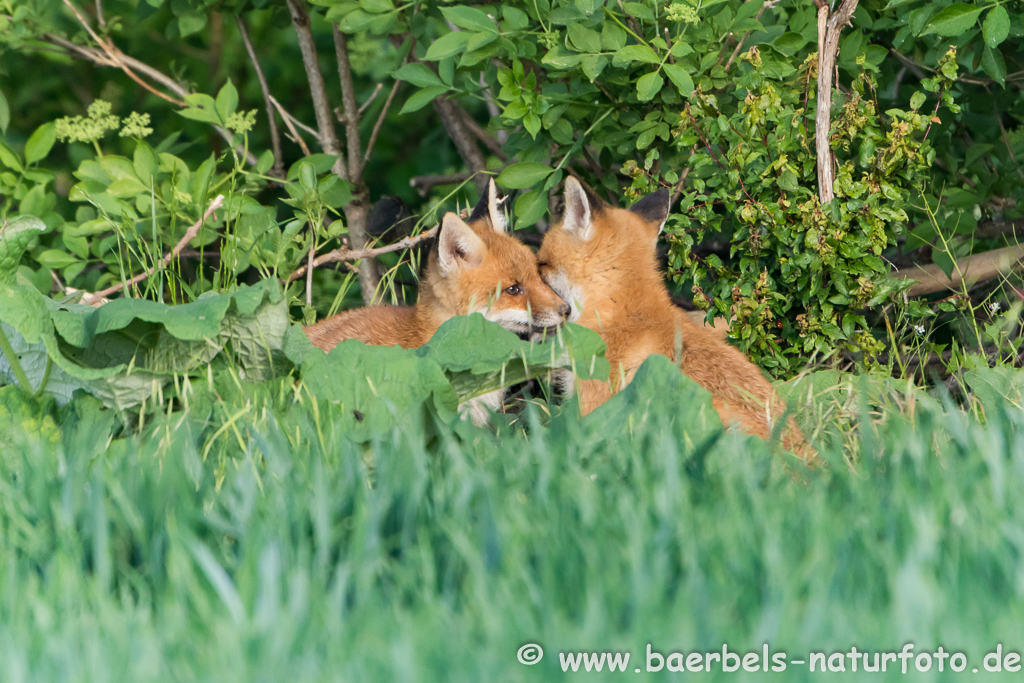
333, 25, 362, 180
271, 96, 313, 156
41, 32, 259, 166
286, 0, 348, 180
236, 16, 284, 178
456, 104, 508, 160
814, 0, 859, 204
306, 242, 315, 306
268, 95, 321, 144
359, 77, 403, 176
433, 95, 488, 195
287, 225, 439, 283
895, 243, 1024, 297
84, 195, 225, 305
722, 0, 781, 70
409, 172, 476, 195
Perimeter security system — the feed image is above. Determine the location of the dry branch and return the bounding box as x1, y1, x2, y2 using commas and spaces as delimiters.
236, 16, 283, 178
83, 195, 225, 305
895, 243, 1024, 297
409, 172, 476, 195
813, 0, 859, 204
41, 32, 259, 166
286, 0, 347, 181
333, 26, 362, 177
433, 96, 489, 195
287, 225, 439, 283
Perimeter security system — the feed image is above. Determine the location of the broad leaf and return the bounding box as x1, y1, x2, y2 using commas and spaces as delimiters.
497, 162, 554, 189
923, 3, 983, 36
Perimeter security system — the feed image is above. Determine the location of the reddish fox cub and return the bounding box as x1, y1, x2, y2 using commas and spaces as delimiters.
304, 179, 570, 423
537, 178, 813, 463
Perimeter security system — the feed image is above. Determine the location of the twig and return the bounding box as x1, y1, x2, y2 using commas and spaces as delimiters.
359, 77, 403, 176
236, 16, 283, 178
269, 96, 320, 142
813, 0, 859, 204
433, 96, 488, 195
95, 0, 104, 27
333, 25, 362, 181
63, 0, 186, 107
722, 0, 781, 70
409, 172, 476, 195
457, 104, 508, 160
287, 225, 439, 283
894, 242, 1024, 297
338, 83, 383, 123
41, 32, 259, 166
270, 96, 313, 156
287, 0, 348, 180
84, 195, 225, 304
330, 22, 380, 301
306, 242, 315, 306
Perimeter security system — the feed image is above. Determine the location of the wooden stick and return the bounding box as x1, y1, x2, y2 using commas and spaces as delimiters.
287, 225, 438, 283
895, 243, 1024, 297
286, 0, 348, 181
813, 0, 859, 205
83, 195, 225, 304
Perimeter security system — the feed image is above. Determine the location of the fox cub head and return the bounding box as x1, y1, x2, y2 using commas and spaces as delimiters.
421, 179, 570, 339
536, 177, 671, 324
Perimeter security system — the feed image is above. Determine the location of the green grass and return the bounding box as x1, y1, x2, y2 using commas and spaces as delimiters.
2, 356, 1023, 681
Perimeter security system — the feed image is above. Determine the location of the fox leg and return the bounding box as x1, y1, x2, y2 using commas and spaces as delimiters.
459, 389, 507, 426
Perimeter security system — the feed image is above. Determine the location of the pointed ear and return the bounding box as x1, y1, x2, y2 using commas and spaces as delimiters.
467, 179, 508, 233
629, 188, 671, 233
562, 176, 594, 241
488, 179, 508, 233
438, 212, 486, 274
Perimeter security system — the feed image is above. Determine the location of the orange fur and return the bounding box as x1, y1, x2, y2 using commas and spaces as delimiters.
537, 179, 814, 464
305, 181, 569, 352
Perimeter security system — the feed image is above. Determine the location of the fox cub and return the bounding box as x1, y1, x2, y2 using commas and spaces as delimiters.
537, 178, 812, 462
304, 179, 570, 423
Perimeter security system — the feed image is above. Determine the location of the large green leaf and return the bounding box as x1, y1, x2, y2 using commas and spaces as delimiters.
0, 216, 46, 284
497, 162, 554, 189
301, 340, 459, 440
418, 315, 609, 401
393, 63, 444, 88
636, 71, 664, 101
424, 32, 471, 61
982, 5, 1010, 47
440, 6, 497, 32
923, 3, 982, 36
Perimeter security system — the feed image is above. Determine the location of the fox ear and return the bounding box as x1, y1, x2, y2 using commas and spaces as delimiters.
629, 188, 671, 234
562, 176, 594, 241
468, 179, 507, 233
438, 212, 486, 274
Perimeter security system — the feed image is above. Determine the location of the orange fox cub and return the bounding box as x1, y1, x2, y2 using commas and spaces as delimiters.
536, 177, 812, 462
304, 180, 570, 423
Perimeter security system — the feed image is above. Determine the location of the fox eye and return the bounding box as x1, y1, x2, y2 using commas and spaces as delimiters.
504, 284, 523, 296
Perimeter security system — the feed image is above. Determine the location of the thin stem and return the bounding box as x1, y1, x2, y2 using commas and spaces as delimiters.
359, 76, 404, 176
235, 16, 284, 178
286, 0, 348, 180
0, 325, 34, 393
84, 195, 225, 304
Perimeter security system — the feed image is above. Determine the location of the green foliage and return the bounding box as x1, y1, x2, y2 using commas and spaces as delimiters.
3, 354, 1024, 678
665, 51, 956, 375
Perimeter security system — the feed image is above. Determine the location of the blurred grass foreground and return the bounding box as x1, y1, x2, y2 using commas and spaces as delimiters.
2, 355, 1024, 681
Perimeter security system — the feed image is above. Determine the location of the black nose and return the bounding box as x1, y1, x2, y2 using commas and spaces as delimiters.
559, 303, 571, 319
